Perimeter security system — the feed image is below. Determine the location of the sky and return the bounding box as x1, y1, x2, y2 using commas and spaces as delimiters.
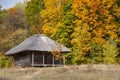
0, 0, 24, 9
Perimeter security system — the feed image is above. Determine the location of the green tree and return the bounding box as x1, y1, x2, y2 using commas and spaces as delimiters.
56, 0, 74, 48
25, 0, 44, 34
56, 0, 75, 64
90, 42, 103, 63
0, 6, 7, 28
0, 5, 2, 10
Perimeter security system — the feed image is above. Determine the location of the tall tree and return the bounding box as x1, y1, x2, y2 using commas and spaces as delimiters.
25, 0, 44, 34
56, 0, 75, 64
41, 0, 62, 39
7, 7, 25, 29
56, 0, 75, 48
72, 24, 91, 64
72, 0, 119, 44
115, 0, 120, 54
0, 6, 7, 28
72, 0, 120, 64
0, 4, 27, 52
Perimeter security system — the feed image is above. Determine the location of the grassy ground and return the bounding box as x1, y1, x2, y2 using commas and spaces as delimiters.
0, 64, 120, 80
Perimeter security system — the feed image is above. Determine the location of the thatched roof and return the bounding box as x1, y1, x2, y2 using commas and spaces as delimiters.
5, 34, 71, 55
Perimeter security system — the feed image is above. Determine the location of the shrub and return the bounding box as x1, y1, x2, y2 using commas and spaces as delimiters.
0, 52, 13, 68
102, 38, 118, 64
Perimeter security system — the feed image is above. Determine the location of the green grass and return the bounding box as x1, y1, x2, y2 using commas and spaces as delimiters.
0, 64, 120, 80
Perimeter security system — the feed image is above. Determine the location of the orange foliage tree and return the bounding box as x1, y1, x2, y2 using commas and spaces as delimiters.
72, 0, 120, 64
72, 0, 119, 44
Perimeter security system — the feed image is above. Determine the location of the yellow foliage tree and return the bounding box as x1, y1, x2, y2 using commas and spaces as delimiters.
40, 0, 63, 38
71, 22, 91, 64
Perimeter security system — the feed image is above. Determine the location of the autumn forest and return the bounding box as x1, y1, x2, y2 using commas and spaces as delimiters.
0, 0, 120, 68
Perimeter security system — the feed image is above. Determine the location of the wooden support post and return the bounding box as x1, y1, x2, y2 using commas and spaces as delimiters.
32, 52, 34, 66
59, 59, 61, 65
52, 55, 55, 67
63, 56, 65, 67
43, 53, 45, 66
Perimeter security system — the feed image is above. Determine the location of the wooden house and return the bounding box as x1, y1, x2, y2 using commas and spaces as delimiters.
5, 34, 71, 67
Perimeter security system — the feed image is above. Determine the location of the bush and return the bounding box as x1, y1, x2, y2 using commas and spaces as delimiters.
0, 52, 13, 68
102, 38, 118, 64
